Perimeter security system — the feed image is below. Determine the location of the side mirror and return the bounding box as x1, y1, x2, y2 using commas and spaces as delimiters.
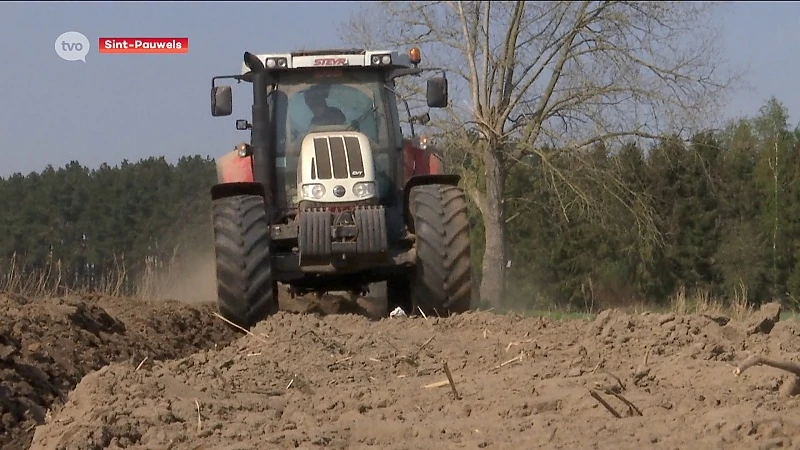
211, 86, 233, 117
426, 77, 448, 108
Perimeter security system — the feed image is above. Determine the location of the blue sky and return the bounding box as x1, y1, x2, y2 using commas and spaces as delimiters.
0, 1, 798, 177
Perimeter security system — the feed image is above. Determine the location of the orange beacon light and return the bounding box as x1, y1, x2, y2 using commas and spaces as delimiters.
409, 47, 421, 65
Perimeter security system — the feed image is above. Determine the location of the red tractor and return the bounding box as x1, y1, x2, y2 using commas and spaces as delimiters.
209, 47, 473, 328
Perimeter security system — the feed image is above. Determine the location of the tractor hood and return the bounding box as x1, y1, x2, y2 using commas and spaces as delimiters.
297, 130, 377, 203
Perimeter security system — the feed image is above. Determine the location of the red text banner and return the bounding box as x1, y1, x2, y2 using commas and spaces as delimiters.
98, 38, 189, 54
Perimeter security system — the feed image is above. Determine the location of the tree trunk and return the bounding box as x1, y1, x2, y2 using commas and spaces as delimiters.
479, 149, 507, 308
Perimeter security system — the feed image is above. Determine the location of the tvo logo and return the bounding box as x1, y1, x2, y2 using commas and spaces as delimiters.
55, 31, 90, 62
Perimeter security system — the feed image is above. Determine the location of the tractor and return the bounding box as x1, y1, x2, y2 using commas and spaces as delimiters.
209, 47, 473, 329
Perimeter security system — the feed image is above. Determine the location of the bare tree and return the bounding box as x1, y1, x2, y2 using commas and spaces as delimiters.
341, 1, 744, 307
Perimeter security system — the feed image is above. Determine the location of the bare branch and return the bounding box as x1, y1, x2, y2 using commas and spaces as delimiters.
453, 1, 482, 117
480, 1, 492, 110
340, 0, 743, 306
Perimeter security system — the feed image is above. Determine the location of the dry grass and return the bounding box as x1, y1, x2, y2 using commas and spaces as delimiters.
0, 250, 777, 324
500, 279, 766, 322
668, 281, 756, 321
0, 252, 129, 298
0, 248, 208, 301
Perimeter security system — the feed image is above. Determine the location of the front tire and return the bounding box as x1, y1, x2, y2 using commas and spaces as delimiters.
212, 194, 278, 329
408, 184, 472, 316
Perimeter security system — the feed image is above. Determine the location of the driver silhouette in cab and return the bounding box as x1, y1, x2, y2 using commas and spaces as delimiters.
304, 85, 346, 126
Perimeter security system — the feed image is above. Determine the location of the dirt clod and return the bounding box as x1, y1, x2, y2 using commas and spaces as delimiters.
747, 302, 782, 335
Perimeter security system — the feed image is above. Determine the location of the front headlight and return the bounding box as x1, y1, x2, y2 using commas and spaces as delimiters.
301, 184, 326, 200
352, 182, 376, 198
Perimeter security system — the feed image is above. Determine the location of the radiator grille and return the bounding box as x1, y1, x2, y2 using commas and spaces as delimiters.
311, 136, 365, 180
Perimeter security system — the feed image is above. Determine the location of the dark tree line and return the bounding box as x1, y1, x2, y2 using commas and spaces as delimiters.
2, 97, 799, 310
0, 156, 217, 295
488, 97, 800, 310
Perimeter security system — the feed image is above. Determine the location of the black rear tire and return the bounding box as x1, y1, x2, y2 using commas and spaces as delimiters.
212, 194, 278, 329
408, 184, 472, 316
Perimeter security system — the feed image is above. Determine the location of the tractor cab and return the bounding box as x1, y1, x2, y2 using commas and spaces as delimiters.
268, 66, 400, 212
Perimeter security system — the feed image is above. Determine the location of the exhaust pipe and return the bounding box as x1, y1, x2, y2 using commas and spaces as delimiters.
244, 52, 277, 221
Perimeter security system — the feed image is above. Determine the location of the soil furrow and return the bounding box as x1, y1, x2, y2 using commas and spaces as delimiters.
0, 293, 238, 450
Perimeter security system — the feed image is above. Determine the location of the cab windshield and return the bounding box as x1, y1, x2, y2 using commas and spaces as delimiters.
267, 69, 399, 209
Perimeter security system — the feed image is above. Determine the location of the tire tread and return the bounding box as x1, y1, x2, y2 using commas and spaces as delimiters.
212, 194, 277, 329
409, 184, 472, 315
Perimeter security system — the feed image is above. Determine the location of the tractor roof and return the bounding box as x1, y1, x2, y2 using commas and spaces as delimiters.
240, 48, 412, 75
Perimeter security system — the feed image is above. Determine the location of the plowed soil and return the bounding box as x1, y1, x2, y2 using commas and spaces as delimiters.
0, 293, 238, 449
5, 291, 800, 450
